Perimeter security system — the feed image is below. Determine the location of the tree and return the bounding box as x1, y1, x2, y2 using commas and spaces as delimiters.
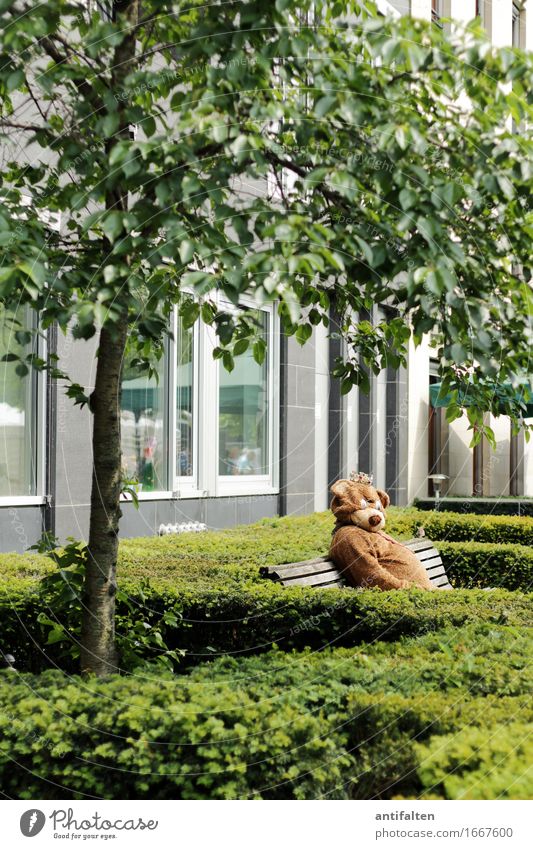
0, 0, 531, 675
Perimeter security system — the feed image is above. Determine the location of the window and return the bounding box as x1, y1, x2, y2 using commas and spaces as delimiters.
475, 0, 485, 24
120, 298, 278, 499
121, 349, 166, 493
431, 0, 442, 26
0, 307, 37, 497
512, 3, 523, 48
218, 311, 269, 477
175, 316, 195, 483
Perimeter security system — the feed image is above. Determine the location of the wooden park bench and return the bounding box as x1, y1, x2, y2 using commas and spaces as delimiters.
259, 537, 454, 590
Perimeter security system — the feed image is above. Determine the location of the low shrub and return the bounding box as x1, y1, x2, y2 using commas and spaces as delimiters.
387, 508, 533, 546
1, 512, 532, 672
438, 541, 533, 590
190, 624, 533, 700
415, 724, 533, 800
2, 575, 531, 673
414, 497, 533, 517
0, 626, 531, 799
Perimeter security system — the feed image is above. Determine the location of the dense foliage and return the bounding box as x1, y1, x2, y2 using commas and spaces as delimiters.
0, 624, 530, 799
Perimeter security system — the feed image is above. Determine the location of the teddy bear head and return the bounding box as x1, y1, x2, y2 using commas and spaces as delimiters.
330, 472, 390, 533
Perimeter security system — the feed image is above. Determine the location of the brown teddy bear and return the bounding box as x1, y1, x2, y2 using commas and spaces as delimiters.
329, 473, 434, 591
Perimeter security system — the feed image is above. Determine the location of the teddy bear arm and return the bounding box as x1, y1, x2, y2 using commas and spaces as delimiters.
361, 562, 412, 591
337, 541, 411, 591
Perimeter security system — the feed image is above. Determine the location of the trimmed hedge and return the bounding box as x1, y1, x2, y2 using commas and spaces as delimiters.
0, 625, 531, 800
387, 508, 533, 546
1, 512, 532, 672
2, 575, 532, 673
415, 724, 533, 800
414, 497, 533, 517
3, 509, 533, 587
438, 541, 533, 590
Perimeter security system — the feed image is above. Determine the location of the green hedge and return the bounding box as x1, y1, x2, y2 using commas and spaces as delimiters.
387, 508, 533, 546
3, 509, 533, 587
1, 512, 532, 672
2, 574, 532, 673
414, 497, 533, 517
0, 625, 531, 800
415, 724, 533, 800
439, 540, 533, 590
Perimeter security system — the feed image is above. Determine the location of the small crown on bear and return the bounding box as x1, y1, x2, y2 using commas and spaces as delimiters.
349, 471, 374, 485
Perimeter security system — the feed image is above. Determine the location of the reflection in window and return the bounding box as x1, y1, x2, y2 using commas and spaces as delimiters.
176, 320, 194, 479
0, 307, 35, 496
121, 351, 165, 492
219, 311, 269, 476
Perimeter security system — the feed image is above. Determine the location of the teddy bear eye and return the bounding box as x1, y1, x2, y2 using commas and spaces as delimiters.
360, 498, 367, 508
376, 500, 382, 511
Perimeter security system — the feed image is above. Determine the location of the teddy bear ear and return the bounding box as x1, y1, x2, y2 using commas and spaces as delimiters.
330, 479, 354, 499
377, 489, 390, 509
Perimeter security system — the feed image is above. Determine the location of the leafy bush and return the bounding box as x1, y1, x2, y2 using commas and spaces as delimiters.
2, 572, 531, 673
0, 625, 531, 800
438, 541, 533, 590
416, 724, 533, 800
387, 508, 533, 546
32, 537, 184, 672
414, 497, 533, 517
2, 509, 532, 588
1, 512, 532, 672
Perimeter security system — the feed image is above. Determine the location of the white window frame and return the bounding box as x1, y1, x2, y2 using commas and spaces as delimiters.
0, 307, 46, 506
512, 2, 524, 49
214, 295, 279, 497
126, 295, 280, 502
171, 308, 201, 497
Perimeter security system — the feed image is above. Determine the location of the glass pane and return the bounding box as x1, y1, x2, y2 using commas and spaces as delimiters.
176, 320, 194, 479
219, 312, 269, 476
121, 350, 165, 492
0, 307, 35, 496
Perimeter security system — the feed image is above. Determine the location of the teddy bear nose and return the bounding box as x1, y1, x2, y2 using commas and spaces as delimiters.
368, 515, 381, 527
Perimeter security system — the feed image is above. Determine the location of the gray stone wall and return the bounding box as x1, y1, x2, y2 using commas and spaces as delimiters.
279, 331, 316, 516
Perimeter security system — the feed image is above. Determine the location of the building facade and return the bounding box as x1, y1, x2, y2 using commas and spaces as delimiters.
0, 0, 531, 552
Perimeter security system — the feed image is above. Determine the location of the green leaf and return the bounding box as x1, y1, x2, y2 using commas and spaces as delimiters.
399, 188, 417, 211
253, 339, 266, 365
6, 68, 25, 92
395, 126, 408, 150
101, 212, 123, 244
221, 350, 234, 372
179, 240, 195, 264
102, 113, 119, 137
354, 236, 373, 266
295, 323, 312, 346
314, 95, 337, 118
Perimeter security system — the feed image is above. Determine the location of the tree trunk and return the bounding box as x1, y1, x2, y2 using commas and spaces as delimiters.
81, 314, 128, 676
80, 0, 139, 677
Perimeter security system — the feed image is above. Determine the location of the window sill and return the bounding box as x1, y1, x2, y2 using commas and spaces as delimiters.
120, 487, 279, 502
121, 491, 174, 502
0, 496, 46, 507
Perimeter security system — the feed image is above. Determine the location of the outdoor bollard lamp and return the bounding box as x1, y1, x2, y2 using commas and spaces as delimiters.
428, 474, 449, 510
